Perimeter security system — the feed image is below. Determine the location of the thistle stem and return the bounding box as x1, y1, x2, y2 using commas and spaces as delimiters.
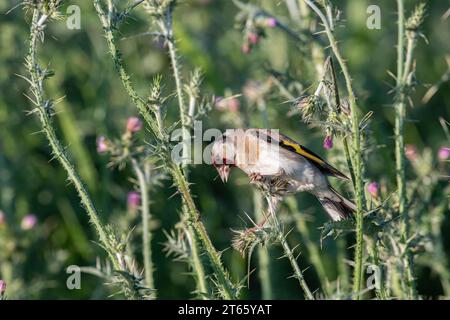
184, 225, 209, 297
26, 9, 120, 271
303, 0, 365, 299
278, 230, 314, 300
93, 0, 236, 299
267, 198, 314, 300
156, 5, 211, 297
253, 192, 273, 299
286, 197, 330, 296
131, 159, 155, 297
395, 0, 418, 299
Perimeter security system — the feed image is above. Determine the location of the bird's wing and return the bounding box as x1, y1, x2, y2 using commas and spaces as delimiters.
255, 129, 349, 180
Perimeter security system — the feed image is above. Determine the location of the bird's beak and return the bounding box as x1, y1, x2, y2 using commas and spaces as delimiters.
217, 165, 231, 183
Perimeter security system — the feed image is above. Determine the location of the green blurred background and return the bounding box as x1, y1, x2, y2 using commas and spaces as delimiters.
0, 0, 449, 299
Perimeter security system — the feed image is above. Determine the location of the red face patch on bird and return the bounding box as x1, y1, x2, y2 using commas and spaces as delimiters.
215, 164, 231, 183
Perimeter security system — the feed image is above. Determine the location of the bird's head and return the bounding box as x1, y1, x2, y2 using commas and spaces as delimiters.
211, 134, 236, 183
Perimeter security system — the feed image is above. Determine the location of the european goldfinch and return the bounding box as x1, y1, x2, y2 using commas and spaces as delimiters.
211, 129, 356, 221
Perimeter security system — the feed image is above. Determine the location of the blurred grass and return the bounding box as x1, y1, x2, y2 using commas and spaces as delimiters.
0, 0, 449, 299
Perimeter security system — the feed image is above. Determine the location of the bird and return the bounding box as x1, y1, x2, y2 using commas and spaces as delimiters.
211, 128, 356, 221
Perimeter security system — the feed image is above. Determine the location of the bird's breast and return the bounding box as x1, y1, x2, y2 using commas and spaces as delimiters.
236, 143, 327, 191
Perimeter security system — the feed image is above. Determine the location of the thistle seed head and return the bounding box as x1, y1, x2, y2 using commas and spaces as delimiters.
294, 95, 322, 123
405, 3, 426, 39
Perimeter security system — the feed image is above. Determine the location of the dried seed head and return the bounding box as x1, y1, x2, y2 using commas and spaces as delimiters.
340, 98, 351, 116
232, 225, 275, 257
232, 228, 259, 257
405, 3, 426, 38
143, 0, 176, 17
294, 95, 322, 123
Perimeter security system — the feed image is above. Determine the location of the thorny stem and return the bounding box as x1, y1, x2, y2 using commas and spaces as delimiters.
279, 235, 314, 300
131, 159, 155, 297
93, 0, 236, 299
170, 164, 236, 299
267, 199, 314, 300
286, 197, 331, 296
160, 17, 187, 127
395, 0, 417, 299
253, 192, 273, 299
184, 225, 209, 297
155, 4, 210, 297
254, 100, 274, 299
157, 8, 188, 164
303, 0, 365, 299
26, 9, 120, 271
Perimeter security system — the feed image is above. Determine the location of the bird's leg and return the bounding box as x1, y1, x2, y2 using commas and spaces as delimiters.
249, 172, 264, 184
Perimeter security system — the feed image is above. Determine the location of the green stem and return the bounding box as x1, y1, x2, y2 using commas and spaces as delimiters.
170, 164, 236, 299
253, 192, 273, 299
131, 159, 155, 297
93, 0, 236, 299
395, 0, 406, 233
287, 197, 330, 296
184, 225, 209, 297
157, 7, 210, 296
158, 20, 187, 129
267, 199, 314, 300
303, 0, 365, 299
395, 0, 417, 299
26, 9, 120, 270
278, 231, 314, 300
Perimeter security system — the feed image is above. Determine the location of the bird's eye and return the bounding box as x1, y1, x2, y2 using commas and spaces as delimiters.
223, 158, 234, 165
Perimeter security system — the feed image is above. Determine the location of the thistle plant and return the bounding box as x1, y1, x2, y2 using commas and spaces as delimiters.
96, 116, 159, 297
21, 1, 150, 299
93, 0, 238, 299
23, 0, 120, 271
393, 1, 426, 299
231, 196, 314, 300
4, 0, 448, 301
299, 0, 367, 299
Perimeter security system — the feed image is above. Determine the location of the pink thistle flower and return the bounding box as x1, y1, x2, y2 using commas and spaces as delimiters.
126, 117, 143, 133
265, 17, 278, 28
21, 214, 37, 230
323, 135, 333, 150
248, 32, 259, 45
241, 43, 251, 54
367, 182, 379, 198
215, 97, 240, 113
227, 98, 240, 113
96, 136, 108, 154
405, 144, 418, 161
0, 211, 5, 226
127, 191, 141, 211
0, 280, 6, 295
438, 147, 450, 161
214, 96, 227, 111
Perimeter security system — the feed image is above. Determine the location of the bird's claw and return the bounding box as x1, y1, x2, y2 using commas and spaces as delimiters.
249, 172, 264, 183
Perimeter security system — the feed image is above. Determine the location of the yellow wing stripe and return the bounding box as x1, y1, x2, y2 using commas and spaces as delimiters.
281, 140, 325, 165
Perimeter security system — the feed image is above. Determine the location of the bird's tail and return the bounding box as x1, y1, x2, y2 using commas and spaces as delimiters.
314, 186, 356, 221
